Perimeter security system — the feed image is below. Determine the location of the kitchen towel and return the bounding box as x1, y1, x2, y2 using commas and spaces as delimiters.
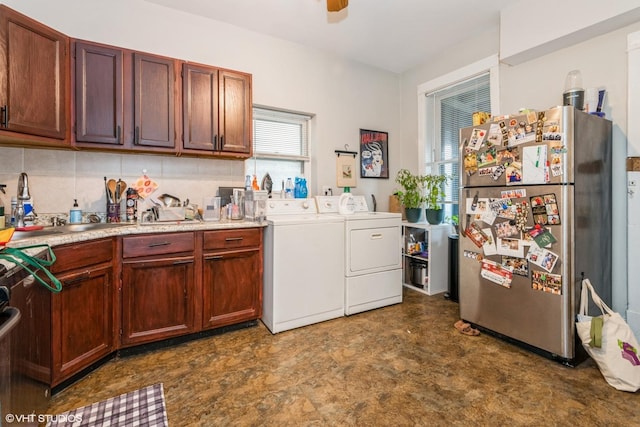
576, 278, 640, 392
47, 383, 169, 426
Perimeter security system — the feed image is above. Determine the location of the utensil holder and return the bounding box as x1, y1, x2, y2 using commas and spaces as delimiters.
107, 202, 121, 223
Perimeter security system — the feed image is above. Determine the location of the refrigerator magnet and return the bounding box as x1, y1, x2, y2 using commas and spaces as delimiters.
527, 246, 559, 272
468, 128, 487, 150
505, 162, 523, 184
502, 255, 529, 277
496, 237, 525, 258
477, 147, 497, 167
528, 225, 557, 247
487, 124, 502, 146
464, 250, 483, 261
480, 259, 513, 288
465, 222, 490, 248
531, 271, 562, 295
464, 152, 478, 176
482, 228, 497, 256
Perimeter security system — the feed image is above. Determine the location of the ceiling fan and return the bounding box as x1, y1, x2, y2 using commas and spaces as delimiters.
327, 0, 348, 12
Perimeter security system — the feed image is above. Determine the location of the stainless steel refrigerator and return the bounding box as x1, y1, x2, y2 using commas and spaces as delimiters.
458, 106, 612, 364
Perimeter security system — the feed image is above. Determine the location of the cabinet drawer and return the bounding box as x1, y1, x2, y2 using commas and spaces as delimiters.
51, 239, 113, 273
203, 228, 261, 251
123, 232, 194, 258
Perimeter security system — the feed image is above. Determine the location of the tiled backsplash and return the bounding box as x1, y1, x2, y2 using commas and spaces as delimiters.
0, 147, 245, 220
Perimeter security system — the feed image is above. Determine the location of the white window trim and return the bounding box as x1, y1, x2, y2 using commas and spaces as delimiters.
416, 54, 500, 170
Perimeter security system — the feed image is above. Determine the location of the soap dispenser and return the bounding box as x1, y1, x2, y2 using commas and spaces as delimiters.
70, 199, 82, 224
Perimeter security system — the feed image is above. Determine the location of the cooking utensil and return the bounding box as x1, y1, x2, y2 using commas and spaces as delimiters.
118, 180, 127, 201
107, 179, 117, 202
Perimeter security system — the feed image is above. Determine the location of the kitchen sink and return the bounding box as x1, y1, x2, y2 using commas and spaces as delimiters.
58, 223, 134, 232
11, 229, 64, 240
10, 223, 134, 241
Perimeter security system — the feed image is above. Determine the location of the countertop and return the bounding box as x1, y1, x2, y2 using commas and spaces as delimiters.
0, 220, 267, 272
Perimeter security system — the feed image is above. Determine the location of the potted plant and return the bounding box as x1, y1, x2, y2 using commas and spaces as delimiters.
424, 174, 450, 225
395, 169, 426, 223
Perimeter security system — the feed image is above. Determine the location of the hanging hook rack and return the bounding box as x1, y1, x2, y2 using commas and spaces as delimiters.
335, 144, 357, 158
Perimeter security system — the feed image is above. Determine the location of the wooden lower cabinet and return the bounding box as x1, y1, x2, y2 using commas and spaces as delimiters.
121, 257, 196, 346
52, 265, 113, 385
202, 248, 261, 329
32, 227, 262, 387
49, 238, 115, 386
202, 229, 263, 329
120, 232, 196, 347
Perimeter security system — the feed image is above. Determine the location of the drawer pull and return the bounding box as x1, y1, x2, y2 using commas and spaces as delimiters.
204, 255, 223, 261
148, 241, 171, 248
225, 237, 243, 242
370, 233, 383, 239
172, 260, 193, 266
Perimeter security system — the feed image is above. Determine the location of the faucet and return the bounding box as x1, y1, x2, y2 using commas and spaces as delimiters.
14, 172, 30, 228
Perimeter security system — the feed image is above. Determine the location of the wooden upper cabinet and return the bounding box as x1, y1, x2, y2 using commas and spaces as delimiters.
182, 63, 218, 151
0, 5, 69, 141
181, 64, 252, 157
218, 69, 252, 156
133, 53, 177, 149
74, 41, 124, 146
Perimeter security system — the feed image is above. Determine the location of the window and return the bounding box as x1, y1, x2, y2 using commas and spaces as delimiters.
419, 56, 499, 223
245, 107, 312, 192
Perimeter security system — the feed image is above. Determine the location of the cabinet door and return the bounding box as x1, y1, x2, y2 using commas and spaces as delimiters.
133, 53, 176, 149
74, 41, 123, 145
52, 265, 113, 386
121, 257, 195, 346
218, 69, 251, 155
0, 5, 68, 140
202, 249, 261, 329
182, 63, 218, 151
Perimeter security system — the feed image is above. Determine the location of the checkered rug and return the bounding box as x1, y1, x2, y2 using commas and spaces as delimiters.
47, 383, 168, 427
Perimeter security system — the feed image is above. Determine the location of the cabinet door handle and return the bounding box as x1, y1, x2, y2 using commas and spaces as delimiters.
147, 241, 171, 248
204, 255, 223, 261
116, 125, 121, 144
225, 237, 243, 242
172, 260, 193, 265
370, 233, 383, 239
220, 135, 224, 149
134, 126, 140, 145
213, 134, 217, 150
0, 105, 7, 127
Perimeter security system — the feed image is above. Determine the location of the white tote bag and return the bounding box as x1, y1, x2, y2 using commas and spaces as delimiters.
576, 278, 640, 392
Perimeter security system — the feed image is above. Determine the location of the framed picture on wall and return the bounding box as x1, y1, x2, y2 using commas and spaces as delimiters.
359, 129, 389, 179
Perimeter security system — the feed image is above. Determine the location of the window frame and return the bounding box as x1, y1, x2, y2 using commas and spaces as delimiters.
416, 55, 500, 214
247, 105, 313, 188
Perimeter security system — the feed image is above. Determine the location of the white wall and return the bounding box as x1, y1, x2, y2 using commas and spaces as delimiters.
0, 0, 400, 213
401, 18, 640, 314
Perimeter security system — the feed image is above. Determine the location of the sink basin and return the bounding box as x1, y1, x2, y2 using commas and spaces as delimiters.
10, 223, 134, 241
59, 223, 134, 232
11, 229, 64, 240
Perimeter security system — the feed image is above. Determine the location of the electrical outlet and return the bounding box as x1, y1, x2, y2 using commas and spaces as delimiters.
322, 186, 332, 196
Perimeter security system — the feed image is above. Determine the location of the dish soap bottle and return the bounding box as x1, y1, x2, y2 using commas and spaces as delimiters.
70, 199, 82, 224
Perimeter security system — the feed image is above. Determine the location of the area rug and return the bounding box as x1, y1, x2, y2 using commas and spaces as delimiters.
47, 383, 168, 427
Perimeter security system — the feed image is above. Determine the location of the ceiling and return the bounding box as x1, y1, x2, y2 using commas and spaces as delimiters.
144, 0, 514, 74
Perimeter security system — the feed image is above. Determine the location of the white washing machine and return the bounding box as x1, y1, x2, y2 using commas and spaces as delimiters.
316, 195, 402, 315
262, 199, 345, 333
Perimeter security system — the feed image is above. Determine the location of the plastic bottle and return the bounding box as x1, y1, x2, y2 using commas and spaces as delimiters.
252, 175, 260, 190
285, 178, 294, 199
10, 196, 16, 225
244, 175, 252, 191
70, 199, 82, 224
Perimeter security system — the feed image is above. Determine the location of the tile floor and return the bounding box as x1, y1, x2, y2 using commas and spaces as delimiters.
47, 288, 639, 426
